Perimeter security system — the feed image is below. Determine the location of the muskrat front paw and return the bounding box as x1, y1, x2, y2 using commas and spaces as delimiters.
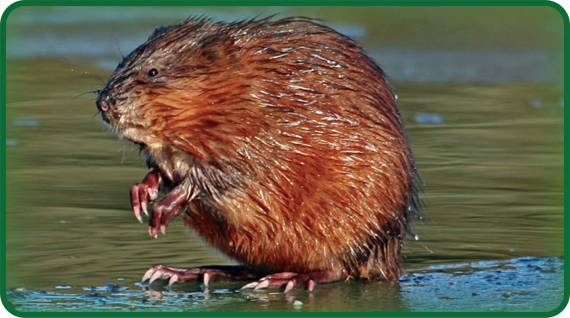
147, 183, 192, 238
130, 169, 161, 223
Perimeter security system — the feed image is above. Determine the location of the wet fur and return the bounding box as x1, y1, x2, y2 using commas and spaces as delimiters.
98, 17, 420, 281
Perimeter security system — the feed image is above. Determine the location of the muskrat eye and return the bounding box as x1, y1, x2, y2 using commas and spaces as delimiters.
148, 68, 158, 77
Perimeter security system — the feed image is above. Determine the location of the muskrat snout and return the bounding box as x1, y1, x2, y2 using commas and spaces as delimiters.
96, 91, 115, 125
96, 89, 113, 113
97, 100, 110, 113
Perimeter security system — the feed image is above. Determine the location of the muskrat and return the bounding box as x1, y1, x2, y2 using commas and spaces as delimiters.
96, 17, 421, 292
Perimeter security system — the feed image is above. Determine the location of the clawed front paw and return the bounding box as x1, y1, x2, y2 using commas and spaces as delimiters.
130, 170, 161, 223
147, 185, 189, 239
130, 170, 190, 239
147, 197, 174, 238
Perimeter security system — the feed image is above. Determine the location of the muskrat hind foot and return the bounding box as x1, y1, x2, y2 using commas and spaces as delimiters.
142, 265, 259, 288
241, 269, 349, 293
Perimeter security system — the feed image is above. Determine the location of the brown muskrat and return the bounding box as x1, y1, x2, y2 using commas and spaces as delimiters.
96, 16, 421, 292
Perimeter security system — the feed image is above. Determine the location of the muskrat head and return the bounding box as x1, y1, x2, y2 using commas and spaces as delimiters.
96, 18, 233, 146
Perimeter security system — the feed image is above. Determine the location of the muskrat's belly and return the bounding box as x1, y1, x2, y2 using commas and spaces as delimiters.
181, 206, 347, 272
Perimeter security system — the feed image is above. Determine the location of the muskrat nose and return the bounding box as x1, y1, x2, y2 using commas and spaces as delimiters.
97, 100, 110, 113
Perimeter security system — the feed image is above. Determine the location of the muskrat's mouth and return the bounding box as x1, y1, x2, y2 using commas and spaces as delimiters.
99, 112, 110, 125
97, 99, 122, 129
99, 111, 122, 136
99, 111, 115, 127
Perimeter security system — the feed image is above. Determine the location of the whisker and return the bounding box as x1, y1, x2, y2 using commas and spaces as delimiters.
111, 24, 125, 58
75, 90, 101, 99
121, 143, 144, 164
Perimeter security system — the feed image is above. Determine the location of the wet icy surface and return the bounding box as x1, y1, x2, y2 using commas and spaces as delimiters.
5, 257, 564, 312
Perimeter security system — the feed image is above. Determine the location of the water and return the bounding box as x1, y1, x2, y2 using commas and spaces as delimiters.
5, 257, 564, 312
5, 5, 564, 313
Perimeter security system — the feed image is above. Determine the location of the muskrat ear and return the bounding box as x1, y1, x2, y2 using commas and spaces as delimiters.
196, 33, 238, 65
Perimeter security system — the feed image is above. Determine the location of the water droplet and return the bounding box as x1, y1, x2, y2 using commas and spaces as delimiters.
414, 112, 445, 125
55, 285, 72, 289
6, 138, 19, 147
530, 97, 543, 109
13, 117, 39, 127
